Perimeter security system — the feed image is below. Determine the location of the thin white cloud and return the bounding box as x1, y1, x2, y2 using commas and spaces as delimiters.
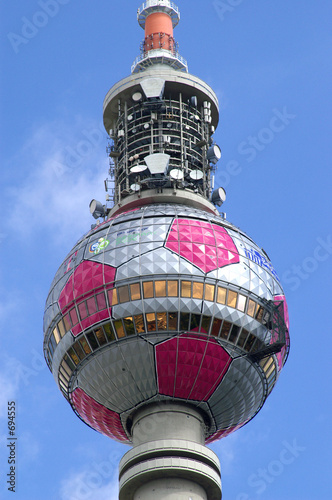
19, 431, 41, 464
3, 117, 109, 246
60, 470, 119, 500
210, 432, 239, 475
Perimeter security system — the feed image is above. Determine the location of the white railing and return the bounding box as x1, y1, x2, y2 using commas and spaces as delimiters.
131, 49, 187, 73
138, 0, 179, 17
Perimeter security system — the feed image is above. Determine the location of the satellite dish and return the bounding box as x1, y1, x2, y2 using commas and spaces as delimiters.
130, 164, 147, 174
170, 169, 184, 180
190, 96, 198, 107
207, 144, 221, 164
128, 115, 133, 121
211, 187, 226, 207
132, 92, 142, 102
130, 183, 140, 192
89, 199, 106, 219
189, 170, 203, 181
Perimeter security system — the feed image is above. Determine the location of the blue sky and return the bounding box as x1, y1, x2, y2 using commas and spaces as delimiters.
0, 0, 331, 499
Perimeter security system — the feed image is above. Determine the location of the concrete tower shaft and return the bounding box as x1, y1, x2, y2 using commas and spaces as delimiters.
119, 404, 221, 500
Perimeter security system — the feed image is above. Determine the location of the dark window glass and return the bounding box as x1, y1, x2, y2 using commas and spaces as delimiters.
103, 323, 115, 342
190, 314, 201, 331
68, 347, 79, 365
114, 320, 125, 338
168, 312, 178, 330
79, 337, 92, 355
64, 354, 75, 371
73, 341, 85, 361
180, 312, 190, 331
229, 325, 240, 343
220, 321, 232, 339
146, 313, 156, 332
244, 333, 256, 352
124, 317, 135, 336
251, 338, 264, 353
201, 316, 211, 334
255, 306, 264, 323
86, 332, 99, 350
211, 318, 222, 337
262, 310, 271, 326
95, 327, 107, 345
157, 312, 167, 331
134, 315, 145, 334
237, 329, 249, 348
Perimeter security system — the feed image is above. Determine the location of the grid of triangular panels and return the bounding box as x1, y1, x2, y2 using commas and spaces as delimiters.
68, 335, 267, 444
43, 204, 289, 444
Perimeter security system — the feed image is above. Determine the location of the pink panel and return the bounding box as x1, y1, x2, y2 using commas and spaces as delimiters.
59, 261, 116, 313
156, 335, 232, 401
206, 422, 246, 444
71, 309, 110, 337
71, 388, 129, 443
165, 218, 239, 273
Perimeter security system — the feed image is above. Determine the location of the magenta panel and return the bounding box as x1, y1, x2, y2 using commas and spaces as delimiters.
71, 309, 110, 337
165, 218, 239, 273
71, 388, 129, 443
156, 335, 232, 401
59, 261, 116, 313
206, 422, 246, 444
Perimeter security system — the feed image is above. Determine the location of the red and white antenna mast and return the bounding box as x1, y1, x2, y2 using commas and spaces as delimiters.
132, 0, 187, 73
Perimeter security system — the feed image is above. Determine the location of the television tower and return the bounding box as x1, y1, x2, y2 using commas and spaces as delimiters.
44, 2, 290, 499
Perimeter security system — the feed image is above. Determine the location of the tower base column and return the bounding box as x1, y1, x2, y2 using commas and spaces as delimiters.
134, 478, 207, 500
119, 403, 222, 500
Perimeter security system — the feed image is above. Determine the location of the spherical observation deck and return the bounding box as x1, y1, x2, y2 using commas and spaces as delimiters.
43, 203, 289, 445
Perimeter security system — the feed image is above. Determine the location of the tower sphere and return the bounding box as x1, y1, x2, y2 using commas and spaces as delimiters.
44, 203, 289, 443
44, 2, 290, 498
